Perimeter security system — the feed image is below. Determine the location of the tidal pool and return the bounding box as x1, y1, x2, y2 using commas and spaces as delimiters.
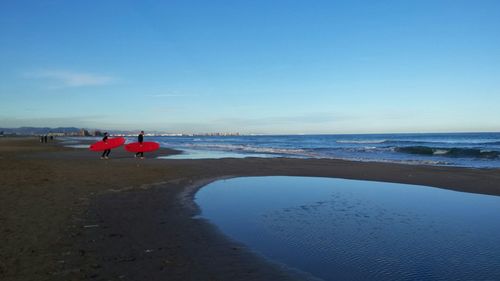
195, 176, 500, 281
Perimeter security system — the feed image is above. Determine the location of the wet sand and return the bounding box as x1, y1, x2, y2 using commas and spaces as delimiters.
1, 137, 499, 281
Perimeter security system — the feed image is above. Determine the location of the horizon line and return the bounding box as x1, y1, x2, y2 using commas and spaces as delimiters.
1, 126, 499, 136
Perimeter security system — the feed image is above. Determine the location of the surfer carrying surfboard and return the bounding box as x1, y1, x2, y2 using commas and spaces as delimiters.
101, 132, 111, 159
125, 134, 159, 157
89, 134, 125, 157
135, 131, 145, 159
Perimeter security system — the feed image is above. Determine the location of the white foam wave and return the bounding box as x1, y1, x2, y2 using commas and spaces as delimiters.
327, 157, 451, 166
178, 143, 312, 157
433, 149, 449, 155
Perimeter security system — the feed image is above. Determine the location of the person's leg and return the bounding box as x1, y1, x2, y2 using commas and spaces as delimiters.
105, 149, 111, 158
101, 150, 106, 159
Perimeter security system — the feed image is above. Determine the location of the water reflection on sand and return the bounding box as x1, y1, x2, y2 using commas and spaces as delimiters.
196, 176, 500, 281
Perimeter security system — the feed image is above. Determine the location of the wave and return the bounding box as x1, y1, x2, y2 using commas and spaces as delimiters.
336, 139, 483, 145
312, 147, 387, 153
395, 146, 500, 159
336, 140, 387, 144
176, 143, 313, 156
388, 140, 500, 145
337, 157, 451, 166
335, 139, 466, 145
336, 139, 500, 146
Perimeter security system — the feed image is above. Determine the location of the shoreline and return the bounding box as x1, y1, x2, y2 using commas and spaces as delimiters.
1, 137, 499, 280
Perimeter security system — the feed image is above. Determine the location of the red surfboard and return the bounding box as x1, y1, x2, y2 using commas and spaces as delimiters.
125, 142, 160, 153
89, 137, 126, 151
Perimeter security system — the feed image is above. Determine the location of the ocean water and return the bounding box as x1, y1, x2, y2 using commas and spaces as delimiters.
153, 132, 500, 168
195, 176, 500, 281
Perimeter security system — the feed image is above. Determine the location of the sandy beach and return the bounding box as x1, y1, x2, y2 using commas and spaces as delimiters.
1, 137, 499, 281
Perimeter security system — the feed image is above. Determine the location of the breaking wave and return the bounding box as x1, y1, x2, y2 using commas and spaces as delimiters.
395, 146, 500, 159
174, 143, 313, 157
338, 140, 500, 146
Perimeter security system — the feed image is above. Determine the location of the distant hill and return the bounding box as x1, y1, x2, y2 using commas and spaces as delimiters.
0, 127, 81, 135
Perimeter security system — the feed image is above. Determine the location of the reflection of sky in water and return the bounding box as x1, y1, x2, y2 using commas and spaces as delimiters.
64, 144, 89, 149
195, 176, 500, 281
158, 148, 273, 159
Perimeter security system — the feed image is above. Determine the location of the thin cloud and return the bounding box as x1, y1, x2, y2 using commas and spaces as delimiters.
152, 106, 181, 113
26, 70, 115, 88
0, 115, 107, 128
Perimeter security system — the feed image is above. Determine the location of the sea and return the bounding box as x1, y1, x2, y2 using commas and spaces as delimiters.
151, 132, 500, 168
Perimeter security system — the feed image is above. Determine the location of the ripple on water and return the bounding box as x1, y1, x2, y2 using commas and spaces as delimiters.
196, 176, 500, 281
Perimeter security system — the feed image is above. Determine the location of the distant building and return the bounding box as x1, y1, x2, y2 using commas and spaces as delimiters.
93, 130, 103, 136
189, 132, 240, 137
48, 132, 65, 137
79, 129, 91, 136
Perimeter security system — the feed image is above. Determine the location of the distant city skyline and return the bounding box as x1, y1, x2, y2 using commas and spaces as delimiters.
1, 1, 499, 134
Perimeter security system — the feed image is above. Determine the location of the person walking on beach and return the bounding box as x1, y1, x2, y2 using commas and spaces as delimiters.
101, 132, 111, 159
135, 130, 145, 159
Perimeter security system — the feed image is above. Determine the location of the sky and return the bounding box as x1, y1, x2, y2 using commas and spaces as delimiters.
1, 0, 499, 134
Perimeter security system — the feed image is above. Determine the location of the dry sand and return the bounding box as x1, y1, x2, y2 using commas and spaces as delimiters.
1, 137, 499, 281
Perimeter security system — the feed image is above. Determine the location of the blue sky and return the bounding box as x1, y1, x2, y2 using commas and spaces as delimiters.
1, 0, 499, 134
